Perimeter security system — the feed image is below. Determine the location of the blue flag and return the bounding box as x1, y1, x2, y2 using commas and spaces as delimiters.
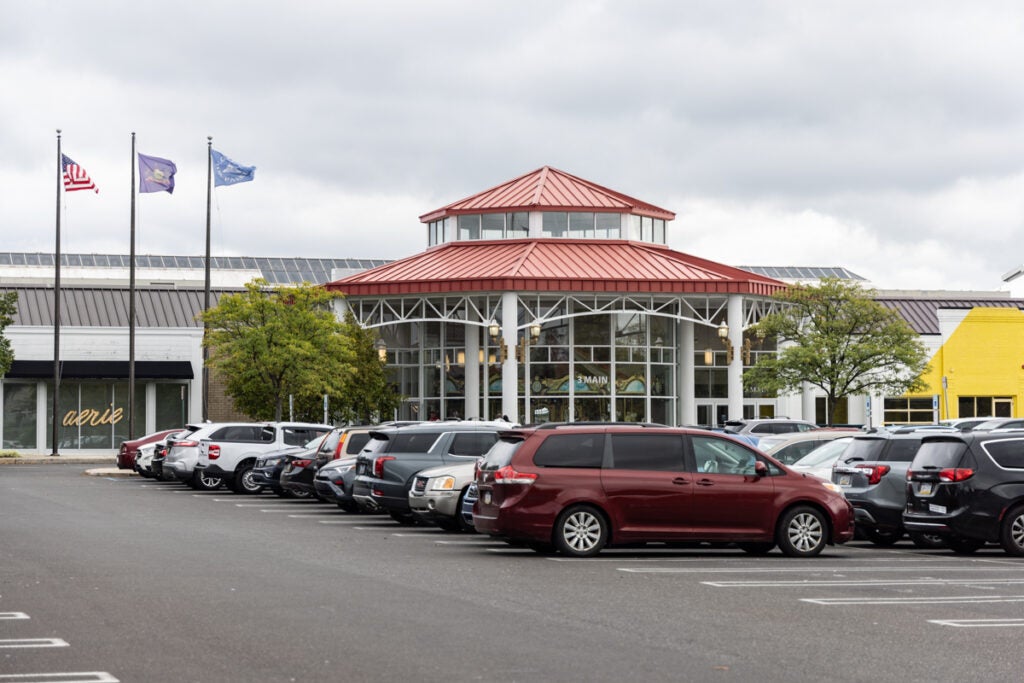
138, 153, 177, 194
211, 149, 256, 187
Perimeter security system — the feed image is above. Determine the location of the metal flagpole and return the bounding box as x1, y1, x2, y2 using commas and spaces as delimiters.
129, 132, 137, 440
203, 136, 212, 421
51, 130, 62, 456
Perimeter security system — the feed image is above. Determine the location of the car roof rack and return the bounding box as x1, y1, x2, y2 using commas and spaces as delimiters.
530, 421, 669, 430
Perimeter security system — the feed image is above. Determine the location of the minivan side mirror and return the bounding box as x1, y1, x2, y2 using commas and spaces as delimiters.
754, 461, 768, 477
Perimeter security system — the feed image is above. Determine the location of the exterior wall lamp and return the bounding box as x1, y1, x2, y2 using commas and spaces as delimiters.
373, 337, 387, 363
717, 321, 734, 364
488, 320, 508, 363
488, 320, 541, 364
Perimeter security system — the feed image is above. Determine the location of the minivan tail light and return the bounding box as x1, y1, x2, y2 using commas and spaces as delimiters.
939, 468, 974, 482
207, 444, 220, 460
493, 465, 537, 485
373, 455, 395, 478
855, 464, 890, 485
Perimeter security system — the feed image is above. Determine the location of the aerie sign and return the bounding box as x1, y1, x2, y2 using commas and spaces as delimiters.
62, 406, 124, 427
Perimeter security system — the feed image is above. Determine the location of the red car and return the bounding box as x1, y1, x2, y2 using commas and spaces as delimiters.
116, 428, 181, 470
473, 424, 854, 557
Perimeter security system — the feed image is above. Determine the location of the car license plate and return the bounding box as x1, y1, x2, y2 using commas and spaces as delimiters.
839, 475, 851, 486
929, 503, 946, 514
919, 483, 932, 495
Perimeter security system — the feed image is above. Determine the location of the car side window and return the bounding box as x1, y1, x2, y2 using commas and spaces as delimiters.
211, 425, 266, 442
449, 432, 498, 457
691, 435, 760, 475
345, 432, 372, 454
983, 440, 1024, 469
751, 424, 772, 434
532, 434, 604, 468
282, 428, 314, 446
609, 434, 684, 471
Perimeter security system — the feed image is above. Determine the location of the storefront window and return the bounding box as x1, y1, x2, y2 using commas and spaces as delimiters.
155, 384, 189, 430
3, 383, 37, 449
47, 381, 146, 450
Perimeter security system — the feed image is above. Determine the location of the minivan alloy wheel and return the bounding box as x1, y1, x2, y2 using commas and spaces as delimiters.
777, 506, 827, 557
554, 505, 608, 557
1000, 505, 1024, 556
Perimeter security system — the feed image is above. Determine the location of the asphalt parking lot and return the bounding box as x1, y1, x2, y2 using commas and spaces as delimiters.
3, 466, 1024, 682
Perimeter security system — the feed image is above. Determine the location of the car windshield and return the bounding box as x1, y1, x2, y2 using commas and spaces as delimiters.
793, 438, 852, 467
974, 419, 1010, 431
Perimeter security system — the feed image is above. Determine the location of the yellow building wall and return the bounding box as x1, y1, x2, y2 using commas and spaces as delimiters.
911, 308, 1024, 420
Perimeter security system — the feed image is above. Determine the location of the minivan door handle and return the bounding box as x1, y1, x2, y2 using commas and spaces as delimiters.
696, 478, 715, 487
672, 477, 689, 485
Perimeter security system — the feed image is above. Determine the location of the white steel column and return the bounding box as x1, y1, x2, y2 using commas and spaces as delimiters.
500, 291, 519, 423
801, 381, 816, 423
679, 318, 695, 426
727, 294, 743, 421
464, 321, 480, 420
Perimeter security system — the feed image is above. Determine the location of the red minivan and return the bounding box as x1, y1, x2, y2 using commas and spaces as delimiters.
473, 424, 854, 557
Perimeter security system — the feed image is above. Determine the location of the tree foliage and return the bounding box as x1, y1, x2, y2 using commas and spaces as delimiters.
743, 278, 930, 426
0, 291, 16, 377
200, 279, 399, 423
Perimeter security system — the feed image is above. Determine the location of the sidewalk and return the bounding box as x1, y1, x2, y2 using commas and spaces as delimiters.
0, 452, 134, 477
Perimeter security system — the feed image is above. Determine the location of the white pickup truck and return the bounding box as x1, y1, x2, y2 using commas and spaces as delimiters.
194, 422, 333, 494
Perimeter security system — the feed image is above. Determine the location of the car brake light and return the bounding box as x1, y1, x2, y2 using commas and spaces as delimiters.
292, 459, 312, 469
208, 444, 221, 460
334, 433, 349, 460
855, 464, 890, 486
373, 455, 395, 478
176, 440, 199, 448
493, 465, 537, 485
939, 468, 974, 482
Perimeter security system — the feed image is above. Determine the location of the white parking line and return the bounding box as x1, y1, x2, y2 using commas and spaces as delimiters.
435, 540, 505, 546
620, 565, 1015, 574
0, 613, 29, 620
802, 595, 1024, 606
286, 514, 346, 519
702, 578, 1024, 588
0, 639, 69, 648
317, 519, 387, 525
929, 618, 1024, 628
0, 674, 119, 683
547, 555, 947, 563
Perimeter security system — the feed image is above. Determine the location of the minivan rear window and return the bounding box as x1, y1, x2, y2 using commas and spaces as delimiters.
479, 438, 523, 470
533, 434, 604, 468
882, 439, 924, 462
983, 439, 1024, 469
912, 440, 968, 469
842, 438, 887, 462
345, 432, 372, 455
390, 432, 443, 453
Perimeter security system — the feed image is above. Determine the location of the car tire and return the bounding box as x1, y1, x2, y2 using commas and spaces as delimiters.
737, 542, 775, 555
389, 511, 417, 525
553, 505, 608, 557
908, 532, 947, 549
947, 535, 984, 554
273, 486, 293, 499
337, 501, 360, 513
232, 464, 263, 495
527, 541, 556, 554
193, 470, 222, 491
863, 527, 903, 546
776, 506, 828, 557
999, 505, 1024, 556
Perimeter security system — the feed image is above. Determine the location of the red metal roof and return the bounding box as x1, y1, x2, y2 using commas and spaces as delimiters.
326, 239, 786, 296
418, 167, 675, 223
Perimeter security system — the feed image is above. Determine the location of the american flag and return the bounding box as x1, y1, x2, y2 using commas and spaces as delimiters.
61, 154, 98, 193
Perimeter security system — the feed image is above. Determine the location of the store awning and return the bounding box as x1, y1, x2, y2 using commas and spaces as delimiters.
4, 360, 194, 380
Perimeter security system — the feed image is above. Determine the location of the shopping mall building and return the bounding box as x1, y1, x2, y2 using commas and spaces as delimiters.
4, 166, 1024, 451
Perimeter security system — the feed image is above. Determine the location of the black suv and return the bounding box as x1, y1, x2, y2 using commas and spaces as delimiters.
353, 421, 511, 523
904, 432, 1024, 555
831, 432, 939, 547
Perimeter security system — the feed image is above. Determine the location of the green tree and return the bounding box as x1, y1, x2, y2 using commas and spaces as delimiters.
743, 278, 930, 426
335, 314, 401, 424
201, 279, 378, 422
0, 291, 16, 377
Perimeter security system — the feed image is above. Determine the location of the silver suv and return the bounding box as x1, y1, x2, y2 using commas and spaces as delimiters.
722, 418, 817, 446
195, 422, 333, 494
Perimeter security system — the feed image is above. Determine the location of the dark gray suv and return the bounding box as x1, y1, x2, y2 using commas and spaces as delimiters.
831, 432, 941, 548
353, 421, 511, 523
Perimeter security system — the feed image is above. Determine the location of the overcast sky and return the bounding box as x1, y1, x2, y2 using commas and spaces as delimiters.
4, 1, 1024, 292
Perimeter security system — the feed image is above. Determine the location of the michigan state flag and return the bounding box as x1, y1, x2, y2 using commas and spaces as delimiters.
211, 149, 255, 187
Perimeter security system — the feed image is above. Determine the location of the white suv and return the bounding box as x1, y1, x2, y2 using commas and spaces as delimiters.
195, 422, 333, 494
